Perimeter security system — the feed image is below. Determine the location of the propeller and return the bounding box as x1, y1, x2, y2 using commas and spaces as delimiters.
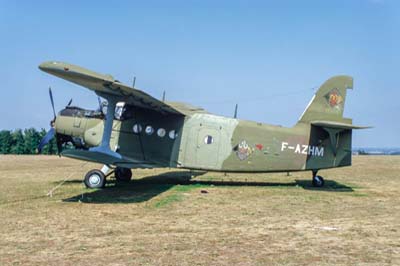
38, 87, 62, 155
38, 128, 55, 153
49, 87, 56, 121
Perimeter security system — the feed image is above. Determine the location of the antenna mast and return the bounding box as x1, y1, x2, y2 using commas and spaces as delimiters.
234, 103, 238, 118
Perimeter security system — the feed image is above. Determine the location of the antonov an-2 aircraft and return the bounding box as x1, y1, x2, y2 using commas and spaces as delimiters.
38, 61, 368, 189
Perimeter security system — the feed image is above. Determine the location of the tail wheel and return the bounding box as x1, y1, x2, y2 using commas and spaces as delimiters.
312, 175, 325, 187
84, 169, 106, 188
115, 167, 132, 182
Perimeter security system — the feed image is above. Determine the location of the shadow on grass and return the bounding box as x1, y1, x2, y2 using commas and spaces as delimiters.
62, 171, 204, 204
63, 181, 175, 204
63, 171, 353, 204
294, 179, 353, 192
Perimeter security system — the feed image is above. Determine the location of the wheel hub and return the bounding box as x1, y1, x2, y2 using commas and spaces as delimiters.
89, 174, 101, 186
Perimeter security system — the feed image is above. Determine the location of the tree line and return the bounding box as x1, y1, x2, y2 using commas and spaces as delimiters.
0, 128, 57, 155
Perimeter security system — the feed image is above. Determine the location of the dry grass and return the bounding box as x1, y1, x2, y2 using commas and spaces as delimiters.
0, 155, 399, 266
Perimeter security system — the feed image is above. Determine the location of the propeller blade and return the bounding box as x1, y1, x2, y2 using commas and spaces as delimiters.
38, 127, 55, 154
49, 87, 56, 120
67, 98, 73, 107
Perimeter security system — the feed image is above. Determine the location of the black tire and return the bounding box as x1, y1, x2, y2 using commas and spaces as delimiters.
115, 167, 132, 182
312, 175, 325, 187
84, 169, 106, 188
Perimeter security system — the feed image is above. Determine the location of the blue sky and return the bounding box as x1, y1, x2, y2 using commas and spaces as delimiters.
0, 0, 399, 147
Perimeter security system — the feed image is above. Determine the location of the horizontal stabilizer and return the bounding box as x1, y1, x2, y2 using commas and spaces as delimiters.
312, 120, 371, 156
311, 121, 372, 130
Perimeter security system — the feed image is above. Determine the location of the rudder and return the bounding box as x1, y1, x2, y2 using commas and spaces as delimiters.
298, 75, 353, 124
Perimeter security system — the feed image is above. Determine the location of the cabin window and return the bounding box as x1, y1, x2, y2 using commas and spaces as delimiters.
145, 126, 154, 135
204, 135, 214, 144
169, 130, 177, 139
157, 128, 166, 137
133, 124, 142, 134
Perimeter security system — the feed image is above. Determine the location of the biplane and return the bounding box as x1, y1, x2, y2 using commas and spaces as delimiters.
38, 61, 368, 188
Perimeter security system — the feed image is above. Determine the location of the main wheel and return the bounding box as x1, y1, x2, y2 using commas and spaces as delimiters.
312, 175, 325, 187
115, 167, 132, 182
84, 169, 106, 188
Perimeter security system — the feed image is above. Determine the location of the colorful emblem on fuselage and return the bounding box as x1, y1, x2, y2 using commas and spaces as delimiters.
255, 144, 263, 151
325, 88, 343, 108
236, 140, 253, 161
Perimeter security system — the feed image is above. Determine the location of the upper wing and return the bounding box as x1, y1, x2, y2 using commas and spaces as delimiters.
39, 61, 182, 115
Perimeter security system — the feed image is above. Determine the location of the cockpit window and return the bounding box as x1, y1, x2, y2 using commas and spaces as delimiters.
59, 106, 104, 119
114, 103, 135, 121
115, 106, 124, 120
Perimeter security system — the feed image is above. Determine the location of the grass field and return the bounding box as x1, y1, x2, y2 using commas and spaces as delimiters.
0, 155, 399, 266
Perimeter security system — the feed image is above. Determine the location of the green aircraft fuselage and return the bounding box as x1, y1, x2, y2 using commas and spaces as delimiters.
39, 61, 367, 177
55, 93, 351, 173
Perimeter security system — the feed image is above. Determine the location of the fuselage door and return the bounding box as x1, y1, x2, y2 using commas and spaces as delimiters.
195, 127, 221, 169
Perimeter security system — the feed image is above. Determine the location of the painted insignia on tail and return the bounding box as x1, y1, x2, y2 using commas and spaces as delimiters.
325, 88, 343, 108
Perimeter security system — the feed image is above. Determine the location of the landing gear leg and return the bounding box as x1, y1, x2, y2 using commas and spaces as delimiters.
312, 170, 325, 188
101, 165, 111, 176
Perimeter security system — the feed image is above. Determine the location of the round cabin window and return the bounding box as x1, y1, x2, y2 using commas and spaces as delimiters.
132, 124, 142, 134
169, 130, 177, 139
204, 135, 214, 144
157, 128, 166, 137
145, 125, 154, 135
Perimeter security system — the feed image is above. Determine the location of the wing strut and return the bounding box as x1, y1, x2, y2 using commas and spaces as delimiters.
89, 94, 121, 158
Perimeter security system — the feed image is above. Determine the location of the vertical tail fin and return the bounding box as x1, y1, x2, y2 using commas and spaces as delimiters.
298, 75, 353, 124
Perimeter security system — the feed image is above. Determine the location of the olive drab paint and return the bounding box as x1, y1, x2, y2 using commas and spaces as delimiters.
39, 61, 369, 175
